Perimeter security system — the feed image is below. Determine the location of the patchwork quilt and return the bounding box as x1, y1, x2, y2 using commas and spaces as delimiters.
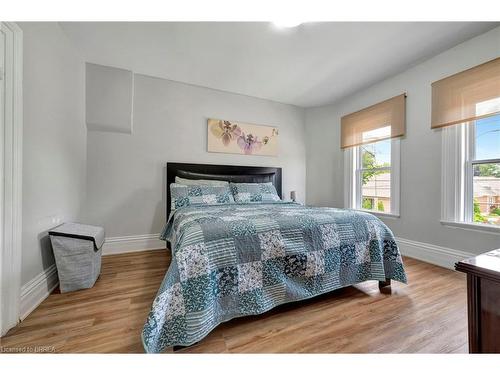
142, 202, 407, 353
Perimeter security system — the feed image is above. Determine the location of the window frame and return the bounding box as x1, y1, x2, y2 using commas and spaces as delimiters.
441, 120, 500, 234
345, 138, 400, 218
464, 122, 500, 224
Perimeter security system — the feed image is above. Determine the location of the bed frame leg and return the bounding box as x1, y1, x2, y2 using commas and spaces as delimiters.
173, 342, 199, 352
378, 279, 391, 289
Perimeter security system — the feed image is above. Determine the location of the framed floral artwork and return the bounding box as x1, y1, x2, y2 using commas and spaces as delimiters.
207, 118, 279, 156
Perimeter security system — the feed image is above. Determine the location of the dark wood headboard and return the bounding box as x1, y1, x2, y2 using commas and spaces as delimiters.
166, 162, 282, 219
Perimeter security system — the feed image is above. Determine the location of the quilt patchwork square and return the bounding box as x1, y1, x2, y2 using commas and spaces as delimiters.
298, 215, 317, 230
336, 223, 357, 246
251, 217, 280, 232
204, 238, 237, 269
340, 244, 356, 266
228, 220, 257, 237
205, 238, 237, 269
320, 223, 340, 249
284, 277, 309, 300
324, 248, 341, 273
152, 315, 187, 350
303, 274, 327, 295
185, 306, 218, 338
368, 239, 383, 262
349, 219, 369, 241
238, 261, 263, 293
262, 284, 286, 305
284, 254, 307, 277
280, 228, 304, 254
151, 283, 185, 322
182, 274, 216, 312
355, 241, 371, 264
339, 264, 371, 285
199, 219, 231, 241
259, 230, 286, 260
276, 215, 302, 230
383, 240, 402, 262
305, 251, 325, 277
214, 266, 239, 296
235, 235, 261, 263
176, 243, 210, 282
239, 289, 265, 314
262, 258, 285, 286
366, 220, 382, 240
215, 294, 239, 319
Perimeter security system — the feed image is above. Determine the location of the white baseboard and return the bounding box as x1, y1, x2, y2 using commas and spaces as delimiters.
17, 234, 164, 321
20, 264, 59, 321
396, 237, 475, 270
101, 233, 165, 256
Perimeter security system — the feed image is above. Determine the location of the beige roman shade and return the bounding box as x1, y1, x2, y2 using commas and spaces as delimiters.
431, 57, 500, 129
340, 94, 406, 149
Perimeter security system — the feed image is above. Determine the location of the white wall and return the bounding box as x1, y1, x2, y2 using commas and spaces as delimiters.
85, 74, 306, 238
305, 27, 500, 255
20, 23, 86, 285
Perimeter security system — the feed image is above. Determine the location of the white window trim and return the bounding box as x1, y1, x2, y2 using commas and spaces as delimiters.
344, 138, 401, 218
441, 220, 500, 235
441, 122, 500, 235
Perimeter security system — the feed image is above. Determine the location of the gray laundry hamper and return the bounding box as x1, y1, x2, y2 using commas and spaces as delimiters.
49, 223, 105, 293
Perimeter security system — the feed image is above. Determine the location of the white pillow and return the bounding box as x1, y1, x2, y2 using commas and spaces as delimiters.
175, 176, 229, 186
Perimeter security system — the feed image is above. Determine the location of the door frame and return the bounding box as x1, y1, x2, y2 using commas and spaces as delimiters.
0, 22, 23, 336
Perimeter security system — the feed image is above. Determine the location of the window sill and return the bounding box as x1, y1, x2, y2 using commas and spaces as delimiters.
440, 220, 500, 235
356, 209, 400, 219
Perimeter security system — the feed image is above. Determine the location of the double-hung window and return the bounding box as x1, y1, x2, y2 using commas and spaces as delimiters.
343, 94, 405, 217
436, 58, 500, 231
355, 135, 400, 215
469, 103, 500, 227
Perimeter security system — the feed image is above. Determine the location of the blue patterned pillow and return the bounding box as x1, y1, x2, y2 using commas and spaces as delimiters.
170, 183, 234, 211
230, 182, 281, 203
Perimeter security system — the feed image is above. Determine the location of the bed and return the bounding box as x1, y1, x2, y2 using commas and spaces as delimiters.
141, 163, 407, 353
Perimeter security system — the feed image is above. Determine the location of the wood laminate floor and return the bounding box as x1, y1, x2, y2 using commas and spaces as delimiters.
1, 249, 468, 353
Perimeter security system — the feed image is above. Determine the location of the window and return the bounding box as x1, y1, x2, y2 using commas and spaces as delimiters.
350, 137, 400, 216
468, 112, 500, 227
441, 101, 500, 231
358, 138, 392, 214
345, 126, 401, 216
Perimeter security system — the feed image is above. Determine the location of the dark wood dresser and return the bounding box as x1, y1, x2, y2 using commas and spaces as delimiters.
456, 249, 500, 353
